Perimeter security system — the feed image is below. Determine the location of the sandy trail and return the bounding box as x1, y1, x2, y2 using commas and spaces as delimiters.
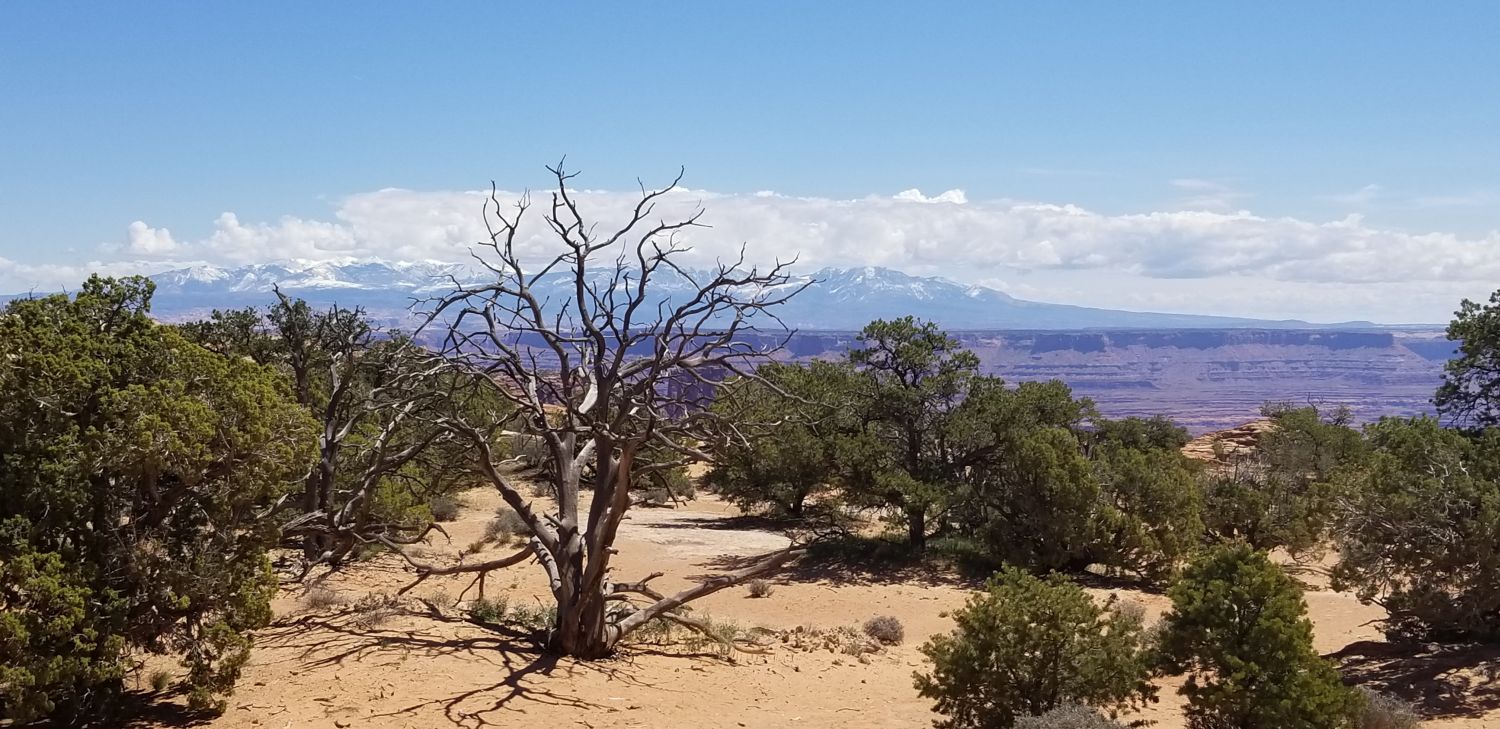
150, 489, 1498, 729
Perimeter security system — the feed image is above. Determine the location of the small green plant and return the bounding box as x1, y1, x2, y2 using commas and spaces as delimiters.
508, 602, 558, 633
428, 495, 461, 522
1012, 703, 1128, 729
746, 579, 775, 598
468, 596, 509, 624
1355, 687, 1421, 729
862, 615, 905, 645
148, 670, 174, 694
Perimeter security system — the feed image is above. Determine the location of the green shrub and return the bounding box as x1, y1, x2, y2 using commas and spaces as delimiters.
1091, 444, 1203, 584
1157, 544, 1362, 729
915, 568, 1154, 728
0, 277, 315, 722
1200, 405, 1364, 556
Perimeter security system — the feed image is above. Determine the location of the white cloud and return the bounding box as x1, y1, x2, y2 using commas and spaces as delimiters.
893, 188, 969, 204
6, 181, 1500, 322
125, 221, 179, 254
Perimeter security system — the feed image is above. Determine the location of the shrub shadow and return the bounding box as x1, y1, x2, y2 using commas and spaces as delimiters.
1330, 639, 1500, 719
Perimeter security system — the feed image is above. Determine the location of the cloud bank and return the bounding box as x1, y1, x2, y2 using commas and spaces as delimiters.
7, 185, 1499, 323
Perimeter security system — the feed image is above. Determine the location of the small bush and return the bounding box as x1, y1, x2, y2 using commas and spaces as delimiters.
1356, 687, 1421, 729
915, 568, 1154, 728
485, 508, 530, 545
1157, 544, 1362, 729
862, 615, 905, 645
1013, 703, 1128, 729
428, 495, 461, 522
746, 579, 775, 598
301, 586, 346, 610
148, 670, 174, 694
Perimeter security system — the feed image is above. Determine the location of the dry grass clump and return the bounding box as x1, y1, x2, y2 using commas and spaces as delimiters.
862, 615, 905, 645
1355, 688, 1422, 729
1012, 703, 1128, 729
746, 578, 775, 598
147, 669, 174, 693
301, 586, 347, 611
678, 616, 776, 658
349, 592, 400, 630
467, 596, 557, 634
485, 508, 531, 544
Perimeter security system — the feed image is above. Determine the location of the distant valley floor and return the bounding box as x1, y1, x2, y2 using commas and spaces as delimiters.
777, 328, 1450, 432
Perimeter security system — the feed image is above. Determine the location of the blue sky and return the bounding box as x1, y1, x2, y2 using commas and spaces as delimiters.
2, 2, 1498, 322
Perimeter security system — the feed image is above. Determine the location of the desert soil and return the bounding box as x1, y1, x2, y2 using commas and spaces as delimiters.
149, 488, 1499, 729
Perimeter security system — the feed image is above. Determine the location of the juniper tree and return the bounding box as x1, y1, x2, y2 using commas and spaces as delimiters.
915, 567, 1155, 728
1436, 288, 1500, 429
0, 277, 315, 721
846, 317, 979, 548
1332, 416, 1500, 641
1157, 544, 1362, 729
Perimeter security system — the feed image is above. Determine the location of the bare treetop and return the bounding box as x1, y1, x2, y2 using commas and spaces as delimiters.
412, 164, 810, 657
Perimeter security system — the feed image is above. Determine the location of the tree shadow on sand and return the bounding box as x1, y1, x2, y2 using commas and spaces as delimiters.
65, 693, 218, 729
250, 600, 731, 728
694, 535, 985, 589
1329, 639, 1500, 719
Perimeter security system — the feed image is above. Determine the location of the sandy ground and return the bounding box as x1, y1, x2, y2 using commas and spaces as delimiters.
140, 488, 1500, 729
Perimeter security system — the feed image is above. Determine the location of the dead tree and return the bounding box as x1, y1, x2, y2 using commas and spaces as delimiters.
181, 295, 476, 572
264, 292, 469, 570
414, 163, 809, 658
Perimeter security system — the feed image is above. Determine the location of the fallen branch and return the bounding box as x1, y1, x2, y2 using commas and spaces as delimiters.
392, 543, 535, 595
616, 546, 804, 636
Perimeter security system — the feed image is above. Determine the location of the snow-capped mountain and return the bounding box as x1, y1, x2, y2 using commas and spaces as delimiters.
134, 260, 1368, 330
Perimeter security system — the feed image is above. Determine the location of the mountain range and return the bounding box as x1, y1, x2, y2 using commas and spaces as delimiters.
124, 260, 1378, 330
